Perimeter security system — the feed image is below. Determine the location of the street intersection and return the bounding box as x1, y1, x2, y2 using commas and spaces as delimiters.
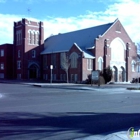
0, 82, 140, 140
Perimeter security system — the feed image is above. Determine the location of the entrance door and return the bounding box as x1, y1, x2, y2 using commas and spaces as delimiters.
29, 64, 38, 79
113, 66, 118, 82
121, 66, 125, 82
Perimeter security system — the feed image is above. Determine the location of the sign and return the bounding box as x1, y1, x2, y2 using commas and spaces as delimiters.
91, 70, 99, 81
50, 65, 53, 69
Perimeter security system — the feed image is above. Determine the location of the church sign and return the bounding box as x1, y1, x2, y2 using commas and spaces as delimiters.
91, 70, 99, 81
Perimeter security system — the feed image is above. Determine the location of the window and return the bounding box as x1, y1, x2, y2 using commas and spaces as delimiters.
98, 57, 103, 71
75, 74, 78, 82
0, 63, 4, 70
16, 30, 22, 45
52, 74, 56, 81
34, 32, 36, 44
110, 38, 125, 61
1, 50, 4, 57
29, 31, 32, 44
71, 74, 74, 81
32, 50, 36, 58
43, 74, 48, 80
17, 61, 21, 69
17, 74, 21, 79
70, 52, 78, 68
87, 59, 93, 70
36, 32, 39, 45
60, 74, 66, 81
45, 74, 48, 80
18, 50, 20, 58
131, 60, 136, 72
63, 74, 66, 81
19, 33, 22, 45
0, 73, 4, 78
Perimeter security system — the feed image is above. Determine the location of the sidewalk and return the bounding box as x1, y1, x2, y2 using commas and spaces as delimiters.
0, 79, 139, 90
74, 131, 140, 140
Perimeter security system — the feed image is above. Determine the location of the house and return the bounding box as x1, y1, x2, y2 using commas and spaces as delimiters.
41, 18, 137, 82
0, 18, 139, 82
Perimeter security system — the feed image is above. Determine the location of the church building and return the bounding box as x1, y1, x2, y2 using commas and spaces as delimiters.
41, 19, 137, 82
0, 18, 138, 82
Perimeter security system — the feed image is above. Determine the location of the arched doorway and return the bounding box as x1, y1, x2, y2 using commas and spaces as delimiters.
110, 37, 126, 82
121, 66, 125, 82
28, 63, 39, 79
113, 66, 118, 82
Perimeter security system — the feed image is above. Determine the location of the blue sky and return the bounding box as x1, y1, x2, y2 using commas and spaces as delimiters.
0, 0, 140, 45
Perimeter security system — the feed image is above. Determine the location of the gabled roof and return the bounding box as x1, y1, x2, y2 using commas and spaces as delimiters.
74, 43, 95, 59
41, 19, 116, 56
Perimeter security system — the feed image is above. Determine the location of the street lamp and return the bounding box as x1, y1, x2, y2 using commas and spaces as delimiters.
50, 65, 53, 84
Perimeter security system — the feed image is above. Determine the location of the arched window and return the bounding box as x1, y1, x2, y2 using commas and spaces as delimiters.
32, 32, 34, 44
70, 52, 78, 68
98, 57, 103, 71
131, 60, 136, 72
110, 38, 125, 61
28, 31, 32, 44
36, 32, 39, 45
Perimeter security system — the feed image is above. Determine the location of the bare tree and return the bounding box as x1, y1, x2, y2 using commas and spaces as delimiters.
60, 52, 70, 83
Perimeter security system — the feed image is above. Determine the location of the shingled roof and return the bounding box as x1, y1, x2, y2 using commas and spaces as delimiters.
41, 19, 117, 56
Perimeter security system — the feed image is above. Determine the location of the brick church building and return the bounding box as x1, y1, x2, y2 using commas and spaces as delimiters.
0, 18, 138, 82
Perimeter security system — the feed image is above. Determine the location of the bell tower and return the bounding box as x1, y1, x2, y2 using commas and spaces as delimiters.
13, 18, 44, 79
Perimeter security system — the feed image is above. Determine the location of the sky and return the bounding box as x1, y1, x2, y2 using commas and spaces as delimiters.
0, 0, 140, 45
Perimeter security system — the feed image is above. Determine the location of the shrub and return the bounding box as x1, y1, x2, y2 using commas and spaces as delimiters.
103, 66, 112, 84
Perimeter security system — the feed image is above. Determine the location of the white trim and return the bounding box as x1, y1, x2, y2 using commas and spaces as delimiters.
73, 43, 83, 52
86, 46, 95, 49
116, 31, 121, 33
98, 57, 103, 71
110, 37, 126, 50
27, 25, 39, 28
102, 18, 119, 37
97, 56, 104, 62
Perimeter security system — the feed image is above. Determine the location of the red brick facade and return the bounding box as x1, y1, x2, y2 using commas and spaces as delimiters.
0, 18, 139, 82
0, 44, 14, 79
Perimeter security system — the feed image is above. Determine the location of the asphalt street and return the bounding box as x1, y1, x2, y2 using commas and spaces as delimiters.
0, 83, 140, 140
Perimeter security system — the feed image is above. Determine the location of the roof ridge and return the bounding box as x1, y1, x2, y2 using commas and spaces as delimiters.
48, 21, 114, 38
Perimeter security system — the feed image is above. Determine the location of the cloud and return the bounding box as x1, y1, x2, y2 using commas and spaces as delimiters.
0, 0, 6, 3
0, 0, 140, 45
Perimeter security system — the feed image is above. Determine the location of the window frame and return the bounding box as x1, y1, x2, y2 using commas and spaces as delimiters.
17, 61, 21, 69
1, 50, 4, 57
32, 50, 36, 58
87, 59, 93, 70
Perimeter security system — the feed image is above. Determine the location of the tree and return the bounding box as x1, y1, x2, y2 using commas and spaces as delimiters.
60, 52, 70, 83
102, 66, 112, 84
